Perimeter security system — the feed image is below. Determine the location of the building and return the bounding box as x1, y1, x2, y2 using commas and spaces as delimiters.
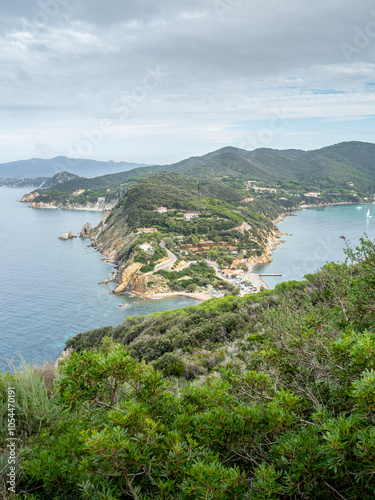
183, 213, 199, 220
222, 269, 244, 278
140, 243, 152, 252
156, 207, 168, 213
137, 228, 158, 234
304, 192, 321, 198
72, 189, 85, 196
232, 259, 242, 267
253, 187, 277, 193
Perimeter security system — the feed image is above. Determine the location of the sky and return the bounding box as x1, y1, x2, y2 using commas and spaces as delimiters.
1, 0, 375, 165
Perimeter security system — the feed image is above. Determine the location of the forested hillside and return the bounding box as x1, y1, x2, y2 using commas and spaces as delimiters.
89, 172, 283, 296
147, 141, 375, 193
1, 237, 375, 498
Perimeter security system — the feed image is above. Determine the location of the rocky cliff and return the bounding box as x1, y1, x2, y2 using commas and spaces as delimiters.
246, 230, 281, 267
29, 200, 118, 211
20, 192, 40, 202
114, 263, 146, 294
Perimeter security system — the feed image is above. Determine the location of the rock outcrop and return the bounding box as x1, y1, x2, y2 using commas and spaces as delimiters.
55, 346, 74, 368
247, 231, 281, 267
114, 263, 145, 294
80, 222, 93, 237
30, 202, 58, 209
20, 192, 39, 202
58, 232, 76, 240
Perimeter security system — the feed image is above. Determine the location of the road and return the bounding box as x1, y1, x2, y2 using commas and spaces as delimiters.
154, 240, 178, 272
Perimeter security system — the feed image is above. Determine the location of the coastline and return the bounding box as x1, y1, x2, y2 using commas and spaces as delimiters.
130, 290, 212, 302
255, 201, 370, 290
28, 203, 113, 212
90, 201, 367, 299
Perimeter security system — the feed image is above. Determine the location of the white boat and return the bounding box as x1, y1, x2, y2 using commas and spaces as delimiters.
356, 206, 363, 210
366, 209, 372, 218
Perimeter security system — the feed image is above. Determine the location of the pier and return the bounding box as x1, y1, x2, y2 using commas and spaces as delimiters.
258, 273, 282, 276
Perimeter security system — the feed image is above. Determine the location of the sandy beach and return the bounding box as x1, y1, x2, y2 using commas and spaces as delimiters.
131, 290, 213, 302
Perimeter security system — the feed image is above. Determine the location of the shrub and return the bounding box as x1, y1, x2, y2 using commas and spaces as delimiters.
153, 352, 186, 377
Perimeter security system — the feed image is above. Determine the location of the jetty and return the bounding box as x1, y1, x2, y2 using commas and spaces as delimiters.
258, 273, 282, 276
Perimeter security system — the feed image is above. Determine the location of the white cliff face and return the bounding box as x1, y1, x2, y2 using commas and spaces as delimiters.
29, 199, 118, 211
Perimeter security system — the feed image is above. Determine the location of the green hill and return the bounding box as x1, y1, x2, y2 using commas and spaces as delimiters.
165, 141, 375, 192
89, 171, 283, 295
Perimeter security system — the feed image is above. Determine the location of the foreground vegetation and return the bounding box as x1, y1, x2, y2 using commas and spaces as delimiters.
1, 237, 375, 498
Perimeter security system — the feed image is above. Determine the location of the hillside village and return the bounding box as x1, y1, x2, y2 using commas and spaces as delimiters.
88, 174, 284, 299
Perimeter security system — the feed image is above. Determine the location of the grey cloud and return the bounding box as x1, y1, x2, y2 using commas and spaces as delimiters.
0, 0, 375, 162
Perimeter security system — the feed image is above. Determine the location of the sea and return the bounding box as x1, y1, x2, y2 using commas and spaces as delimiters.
256, 203, 375, 288
0, 188, 198, 368
1, 189, 374, 368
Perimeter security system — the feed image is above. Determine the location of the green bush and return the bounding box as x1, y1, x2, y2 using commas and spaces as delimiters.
153, 352, 186, 377
140, 264, 155, 273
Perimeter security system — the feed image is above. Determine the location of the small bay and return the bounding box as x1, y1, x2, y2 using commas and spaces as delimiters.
256, 203, 375, 288
0, 188, 198, 367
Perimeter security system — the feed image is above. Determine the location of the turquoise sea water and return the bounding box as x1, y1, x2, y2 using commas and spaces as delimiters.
256, 204, 375, 288
0, 188, 198, 367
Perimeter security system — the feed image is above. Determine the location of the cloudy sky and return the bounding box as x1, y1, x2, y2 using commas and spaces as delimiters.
1, 0, 375, 164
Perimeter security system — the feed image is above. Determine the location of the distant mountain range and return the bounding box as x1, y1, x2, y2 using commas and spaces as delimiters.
7, 141, 375, 196
0, 156, 147, 179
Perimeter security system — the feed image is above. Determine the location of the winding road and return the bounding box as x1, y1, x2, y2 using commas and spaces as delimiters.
154, 240, 178, 272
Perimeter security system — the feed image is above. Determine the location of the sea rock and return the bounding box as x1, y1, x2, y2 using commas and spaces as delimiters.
80, 222, 93, 237
98, 279, 110, 285
58, 232, 75, 240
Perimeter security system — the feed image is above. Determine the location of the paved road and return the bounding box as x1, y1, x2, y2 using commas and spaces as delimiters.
208, 261, 224, 280
154, 240, 178, 272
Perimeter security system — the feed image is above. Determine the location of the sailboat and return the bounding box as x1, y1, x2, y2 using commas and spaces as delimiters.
366, 209, 372, 218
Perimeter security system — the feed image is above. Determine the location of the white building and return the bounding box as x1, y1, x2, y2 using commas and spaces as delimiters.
140, 243, 152, 252
183, 213, 199, 220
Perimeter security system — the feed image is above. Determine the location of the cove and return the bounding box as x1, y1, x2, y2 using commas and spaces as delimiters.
0, 188, 198, 367
256, 204, 375, 289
